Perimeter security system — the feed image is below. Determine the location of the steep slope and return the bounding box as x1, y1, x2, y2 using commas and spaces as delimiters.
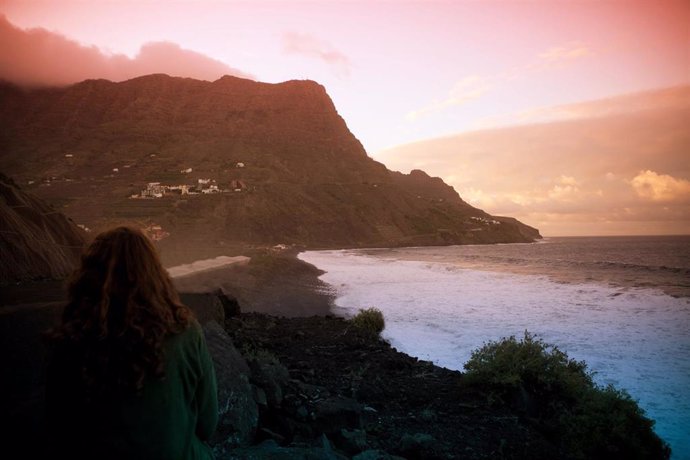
0, 173, 86, 282
0, 75, 539, 251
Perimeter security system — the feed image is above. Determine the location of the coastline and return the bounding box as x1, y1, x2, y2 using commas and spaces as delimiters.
171, 248, 336, 317
0, 246, 674, 459
167, 255, 251, 278
298, 241, 690, 459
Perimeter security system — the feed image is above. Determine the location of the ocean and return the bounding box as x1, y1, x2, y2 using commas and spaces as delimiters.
299, 236, 690, 459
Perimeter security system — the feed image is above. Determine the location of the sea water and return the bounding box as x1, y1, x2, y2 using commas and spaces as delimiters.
299, 236, 690, 459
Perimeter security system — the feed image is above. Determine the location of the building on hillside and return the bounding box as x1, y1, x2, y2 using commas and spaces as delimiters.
470, 216, 500, 225
168, 184, 190, 195
141, 182, 165, 198
230, 179, 247, 192
201, 185, 220, 194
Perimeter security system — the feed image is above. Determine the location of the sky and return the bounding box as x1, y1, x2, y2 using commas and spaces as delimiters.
0, 0, 688, 236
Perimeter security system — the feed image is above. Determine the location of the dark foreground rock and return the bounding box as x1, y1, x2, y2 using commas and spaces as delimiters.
1, 290, 667, 459
220, 313, 558, 460
203, 320, 258, 454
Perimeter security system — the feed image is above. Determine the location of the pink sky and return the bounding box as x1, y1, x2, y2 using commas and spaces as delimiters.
1, 0, 688, 235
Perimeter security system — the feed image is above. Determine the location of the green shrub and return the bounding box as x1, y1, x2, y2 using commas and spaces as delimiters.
464, 332, 670, 460
464, 331, 592, 402
351, 307, 385, 336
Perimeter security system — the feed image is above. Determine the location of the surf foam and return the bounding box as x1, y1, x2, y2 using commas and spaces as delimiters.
300, 249, 690, 459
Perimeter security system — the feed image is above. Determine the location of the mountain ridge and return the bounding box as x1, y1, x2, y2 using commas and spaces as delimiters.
0, 73, 539, 256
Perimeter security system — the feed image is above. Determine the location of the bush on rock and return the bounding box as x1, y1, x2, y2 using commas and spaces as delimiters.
463, 332, 671, 460
351, 308, 385, 336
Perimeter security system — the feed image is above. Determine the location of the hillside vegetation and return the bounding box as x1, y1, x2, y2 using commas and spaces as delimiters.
0, 75, 539, 253
0, 173, 85, 283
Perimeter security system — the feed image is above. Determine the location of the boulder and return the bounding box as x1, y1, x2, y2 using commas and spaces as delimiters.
336, 428, 368, 455
248, 356, 290, 408
215, 288, 242, 318
313, 396, 363, 435
180, 292, 225, 325
202, 321, 258, 454
397, 433, 439, 459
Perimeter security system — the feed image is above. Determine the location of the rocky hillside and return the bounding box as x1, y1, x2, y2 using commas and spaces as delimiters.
0, 75, 539, 252
0, 172, 85, 283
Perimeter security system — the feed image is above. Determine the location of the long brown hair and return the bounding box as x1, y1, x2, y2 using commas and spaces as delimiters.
49, 226, 192, 396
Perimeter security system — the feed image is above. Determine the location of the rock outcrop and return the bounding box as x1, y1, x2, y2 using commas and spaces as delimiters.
0, 290, 669, 459
221, 310, 669, 460
0, 75, 539, 251
0, 172, 85, 283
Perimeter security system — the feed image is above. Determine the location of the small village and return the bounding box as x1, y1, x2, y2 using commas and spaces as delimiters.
470, 216, 501, 225
130, 164, 247, 199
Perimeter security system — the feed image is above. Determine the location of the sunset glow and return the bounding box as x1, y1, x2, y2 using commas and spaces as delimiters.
1, 0, 688, 235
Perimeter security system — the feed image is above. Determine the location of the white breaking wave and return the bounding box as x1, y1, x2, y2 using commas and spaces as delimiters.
299, 249, 690, 459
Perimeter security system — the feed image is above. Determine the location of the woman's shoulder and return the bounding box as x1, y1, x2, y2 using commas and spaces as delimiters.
164, 319, 211, 377
167, 318, 204, 349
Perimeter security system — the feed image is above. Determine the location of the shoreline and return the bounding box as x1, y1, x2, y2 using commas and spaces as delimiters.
298, 245, 689, 458
167, 255, 251, 279
171, 248, 336, 317
0, 249, 675, 459
304, 241, 690, 299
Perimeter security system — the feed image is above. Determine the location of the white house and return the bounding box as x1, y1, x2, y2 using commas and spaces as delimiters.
202, 187, 219, 194
141, 182, 165, 198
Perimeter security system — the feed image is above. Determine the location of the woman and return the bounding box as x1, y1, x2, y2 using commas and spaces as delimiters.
45, 226, 218, 460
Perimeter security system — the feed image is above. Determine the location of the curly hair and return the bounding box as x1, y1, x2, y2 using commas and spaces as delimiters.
48, 226, 192, 397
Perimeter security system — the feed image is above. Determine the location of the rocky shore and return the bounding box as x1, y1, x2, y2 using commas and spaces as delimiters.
0, 253, 670, 459
186, 287, 669, 460
212, 308, 558, 459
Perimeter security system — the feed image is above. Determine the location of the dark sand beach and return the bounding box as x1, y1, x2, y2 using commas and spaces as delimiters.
171, 248, 336, 317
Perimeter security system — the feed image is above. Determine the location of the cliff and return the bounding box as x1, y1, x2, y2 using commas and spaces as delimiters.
0, 75, 539, 252
0, 172, 85, 283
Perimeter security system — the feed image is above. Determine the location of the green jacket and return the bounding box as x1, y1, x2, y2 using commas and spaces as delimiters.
46, 320, 218, 460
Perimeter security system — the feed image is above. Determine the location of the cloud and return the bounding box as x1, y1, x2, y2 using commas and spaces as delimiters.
520, 41, 594, 75
484, 85, 690, 128
547, 175, 581, 201
408, 41, 593, 122
406, 76, 490, 121
379, 86, 690, 235
282, 31, 351, 77
558, 175, 579, 186
631, 170, 690, 202
0, 15, 252, 87
539, 41, 592, 62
